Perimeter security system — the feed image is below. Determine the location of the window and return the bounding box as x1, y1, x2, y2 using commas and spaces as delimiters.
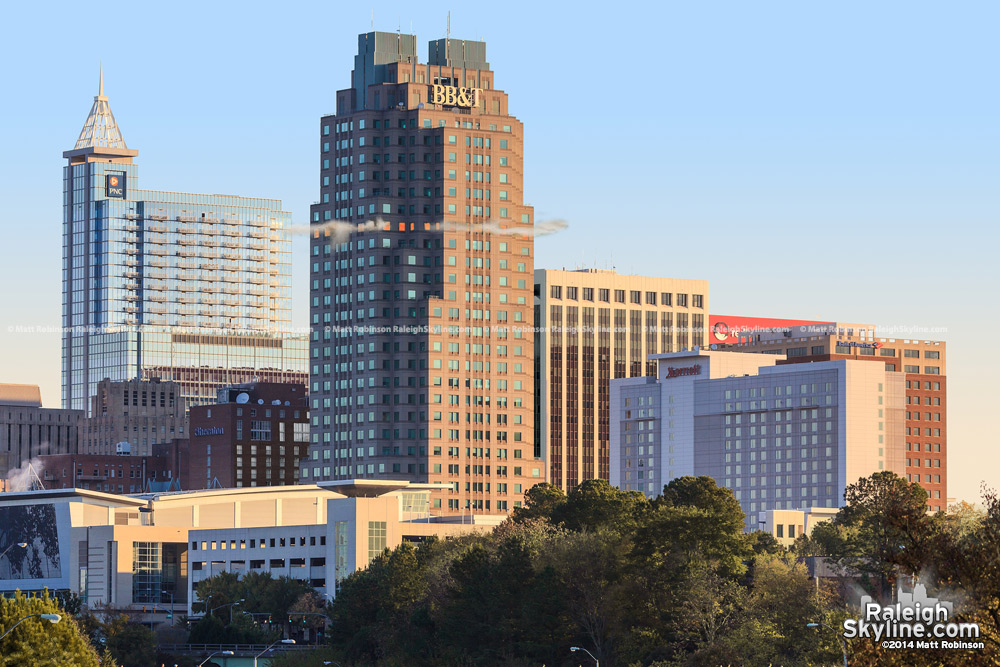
598, 288, 609, 302
250, 421, 271, 441
132, 542, 162, 603
692, 294, 704, 308
904, 349, 920, 358
661, 293, 672, 306
614, 289, 625, 303
550, 285, 561, 299
367, 521, 387, 564
676, 293, 688, 307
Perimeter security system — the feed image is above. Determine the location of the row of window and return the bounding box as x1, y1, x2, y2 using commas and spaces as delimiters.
549, 286, 704, 308
191, 535, 327, 551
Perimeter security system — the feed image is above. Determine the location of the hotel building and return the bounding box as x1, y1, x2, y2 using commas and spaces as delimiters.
534, 269, 709, 491
306, 32, 539, 514
710, 316, 947, 511
187, 382, 310, 489
62, 71, 306, 413
610, 350, 906, 529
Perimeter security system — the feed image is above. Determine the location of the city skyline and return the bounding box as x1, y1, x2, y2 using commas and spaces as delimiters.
0, 1, 997, 506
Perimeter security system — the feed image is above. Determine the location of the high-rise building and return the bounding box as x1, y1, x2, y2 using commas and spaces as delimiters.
80, 378, 188, 456
710, 315, 948, 512
305, 32, 539, 514
188, 382, 310, 489
62, 69, 307, 413
534, 269, 709, 491
0, 384, 83, 485
610, 350, 907, 529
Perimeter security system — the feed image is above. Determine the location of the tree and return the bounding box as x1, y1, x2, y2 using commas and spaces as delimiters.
931, 486, 1000, 660
106, 621, 157, 667
551, 478, 649, 534
188, 571, 311, 643
748, 530, 784, 555
99, 647, 119, 667
634, 477, 750, 579
0, 590, 99, 666
830, 471, 934, 602
510, 482, 566, 524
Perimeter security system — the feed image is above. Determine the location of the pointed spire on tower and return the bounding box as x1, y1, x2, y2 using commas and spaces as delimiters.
74, 63, 127, 150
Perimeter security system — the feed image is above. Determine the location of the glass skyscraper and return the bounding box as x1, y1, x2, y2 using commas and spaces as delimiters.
62, 71, 306, 412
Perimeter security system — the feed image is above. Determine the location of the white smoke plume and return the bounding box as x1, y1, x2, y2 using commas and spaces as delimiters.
5, 457, 44, 492
291, 217, 568, 244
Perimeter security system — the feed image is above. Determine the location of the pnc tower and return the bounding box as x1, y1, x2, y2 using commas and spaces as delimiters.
62, 70, 307, 412
305, 32, 539, 515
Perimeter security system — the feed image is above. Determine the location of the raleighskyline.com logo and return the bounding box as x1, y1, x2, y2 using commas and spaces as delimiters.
843, 585, 983, 651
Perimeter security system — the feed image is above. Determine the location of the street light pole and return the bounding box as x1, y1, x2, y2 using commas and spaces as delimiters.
209, 599, 245, 625
198, 649, 234, 667
570, 645, 599, 667
807, 622, 848, 667
254, 638, 296, 667
0, 614, 61, 641
161, 590, 175, 627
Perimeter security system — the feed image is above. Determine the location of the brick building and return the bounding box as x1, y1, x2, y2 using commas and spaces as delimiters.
188, 383, 309, 489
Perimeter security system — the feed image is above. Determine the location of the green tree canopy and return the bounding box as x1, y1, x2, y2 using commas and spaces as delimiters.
0, 591, 98, 667
829, 471, 935, 601
551, 478, 649, 533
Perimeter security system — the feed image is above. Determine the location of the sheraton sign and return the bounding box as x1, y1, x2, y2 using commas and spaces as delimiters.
432, 84, 481, 108
665, 365, 702, 379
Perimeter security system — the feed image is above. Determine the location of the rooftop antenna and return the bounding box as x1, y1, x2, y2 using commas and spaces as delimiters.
99, 60, 104, 97
370, 9, 373, 30
447, 10, 451, 39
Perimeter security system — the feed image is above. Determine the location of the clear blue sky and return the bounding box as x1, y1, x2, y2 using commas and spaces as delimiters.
1, 1, 996, 504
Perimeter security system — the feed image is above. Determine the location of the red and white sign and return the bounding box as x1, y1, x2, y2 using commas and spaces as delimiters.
709, 315, 828, 344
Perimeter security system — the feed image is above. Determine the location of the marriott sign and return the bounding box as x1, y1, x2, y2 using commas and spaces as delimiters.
665, 365, 702, 379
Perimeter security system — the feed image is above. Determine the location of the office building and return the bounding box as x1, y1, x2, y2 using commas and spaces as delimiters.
80, 378, 188, 456
535, 269, 709, 491
62, 70, 307, 414
0, 384, 83, 485
610, 350, 906, 529
710, 315, 947, 511
0, 482, 496, 625
306, 32, 539, 515
187, 382, 310, 489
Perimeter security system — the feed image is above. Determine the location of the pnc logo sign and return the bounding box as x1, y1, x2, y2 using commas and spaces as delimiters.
106, 173, 126, 198
431, 84, 481, 108
665, 364, 702, 379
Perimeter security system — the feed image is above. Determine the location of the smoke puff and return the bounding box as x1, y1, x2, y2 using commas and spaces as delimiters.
291, 217, 568, 243
6, 457, 45, 492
